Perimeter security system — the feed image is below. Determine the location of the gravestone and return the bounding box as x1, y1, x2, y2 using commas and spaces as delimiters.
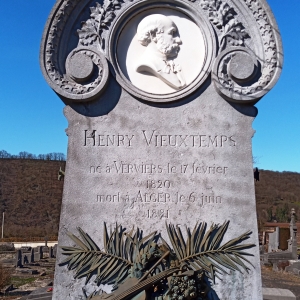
15, 250, 22, 268
33, 251, 40, 263
268, 227, 279, 252
40, 0, 283, 299
53, 244, 57, 258
42, 246, 49, 253
22, 254, 29, 265
37, 246, 43, 260
50, 246, 54, 258
30, 248, 34, 263
288, 208, 298, 259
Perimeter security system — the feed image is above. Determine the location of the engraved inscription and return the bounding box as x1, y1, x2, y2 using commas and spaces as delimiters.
142, 130, 236, 147
120, 208, 170, 220
192, 163, 228, 174
96, 191, 222, 207
87, 128, 229, 222
84, 130, 236, 148
145, 209, 170, 219
84, 130, 135, 147
146, 180, 171, 189
89, 162, 229, 175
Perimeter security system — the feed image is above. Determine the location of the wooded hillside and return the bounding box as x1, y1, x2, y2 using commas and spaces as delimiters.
0, 158, 299, 237
0, 159, 65, 237
255, 170, 300, 225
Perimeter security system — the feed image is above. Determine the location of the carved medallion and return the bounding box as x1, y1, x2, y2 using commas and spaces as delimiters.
111, 6, 214, 102
116, 10, 208, 98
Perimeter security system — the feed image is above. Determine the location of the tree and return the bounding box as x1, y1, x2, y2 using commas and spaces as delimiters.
0, 150, 11, 158
267, 206, 273, 222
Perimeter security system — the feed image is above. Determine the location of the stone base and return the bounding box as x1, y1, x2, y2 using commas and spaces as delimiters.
263, 288, 296, 300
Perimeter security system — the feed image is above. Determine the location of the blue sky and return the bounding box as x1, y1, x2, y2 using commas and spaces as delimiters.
0, 0, 299, 172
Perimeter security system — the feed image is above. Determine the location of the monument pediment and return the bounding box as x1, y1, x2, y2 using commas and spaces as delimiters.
41, 0, 282, 104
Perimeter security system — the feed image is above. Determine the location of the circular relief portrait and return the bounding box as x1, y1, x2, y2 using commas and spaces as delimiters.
116, 8, 207, 97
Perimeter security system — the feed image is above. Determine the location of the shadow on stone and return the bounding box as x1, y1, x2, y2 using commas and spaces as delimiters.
63, 72, 121, 117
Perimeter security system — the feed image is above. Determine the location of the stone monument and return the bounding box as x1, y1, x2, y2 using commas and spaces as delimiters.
40, 0, 283, 299
288, 208, 298, 259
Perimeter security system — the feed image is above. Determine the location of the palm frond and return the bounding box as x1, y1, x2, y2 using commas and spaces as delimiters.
60, 221, 255, 289
166, 221, 255, 283
60, 224, 133, 284
60, 223, 161, 285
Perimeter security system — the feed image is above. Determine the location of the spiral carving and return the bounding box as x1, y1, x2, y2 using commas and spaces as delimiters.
41, 1, 109, 102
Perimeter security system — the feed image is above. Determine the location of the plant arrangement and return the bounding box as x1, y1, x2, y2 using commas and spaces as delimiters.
60, 221, 254, 299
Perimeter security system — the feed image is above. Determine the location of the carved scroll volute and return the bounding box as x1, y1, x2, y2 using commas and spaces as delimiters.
209, 0, 283, 104
40, 1, 109, 103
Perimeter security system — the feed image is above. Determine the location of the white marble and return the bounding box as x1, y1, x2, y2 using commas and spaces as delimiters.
117, 8, 206, 94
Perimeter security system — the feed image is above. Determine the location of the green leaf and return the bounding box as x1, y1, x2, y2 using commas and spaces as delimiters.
141, 231, 157, 254
116, 264, 129, 282
171, 224, 184, 259
61, 250, 83, 255
220, 231, 252, 250
207, 252, 238, 272
77, 227, 99, 251
176, 225, 187, 258
204, 253, 229, 274
159, 235, 172, 252
194, 222, 206, 254
203, 224, 218, 252
192, 258, 210, 273
190, 222, 198, 255
69, 253, 85, 270
107, 229, 116, 255
60, 246, 83, 252
76, 254, 104, 278
226, 243, 254, 251
67, 232, 88, 251
210, 221, 229, 250
59, 253, 76, 266
102, 261, 124, 284
234, 253, 254, 267
103, 222, 109, 251
75, 252, 97, 277
185, 225, 191, 256
116, 268, 129, 284
98, 258, 119, 282
166, 223, 181, 260
115, 223, 120, 257
120, 229, 125, 258
229, 253, 249, 272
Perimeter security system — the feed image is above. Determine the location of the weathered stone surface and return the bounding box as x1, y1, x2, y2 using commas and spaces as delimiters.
229, 52, 256, 82
68, 52, 94, 83
54, 84, 262, 299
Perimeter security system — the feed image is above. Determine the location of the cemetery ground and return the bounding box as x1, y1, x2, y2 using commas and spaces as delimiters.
261, 265, 300, 299
0, 251, 54, 300
1, 258, 300, 299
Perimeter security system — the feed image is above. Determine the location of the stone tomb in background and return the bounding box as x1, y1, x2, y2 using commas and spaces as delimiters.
40, 0, 283, 299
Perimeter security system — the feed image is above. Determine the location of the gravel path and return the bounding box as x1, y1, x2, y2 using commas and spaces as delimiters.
261, 265, 300, 299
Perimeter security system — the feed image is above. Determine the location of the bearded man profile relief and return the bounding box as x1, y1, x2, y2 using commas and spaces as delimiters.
136, 14, 186, 90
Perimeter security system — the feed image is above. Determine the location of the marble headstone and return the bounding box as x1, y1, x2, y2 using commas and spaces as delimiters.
40, 0, 283, 299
